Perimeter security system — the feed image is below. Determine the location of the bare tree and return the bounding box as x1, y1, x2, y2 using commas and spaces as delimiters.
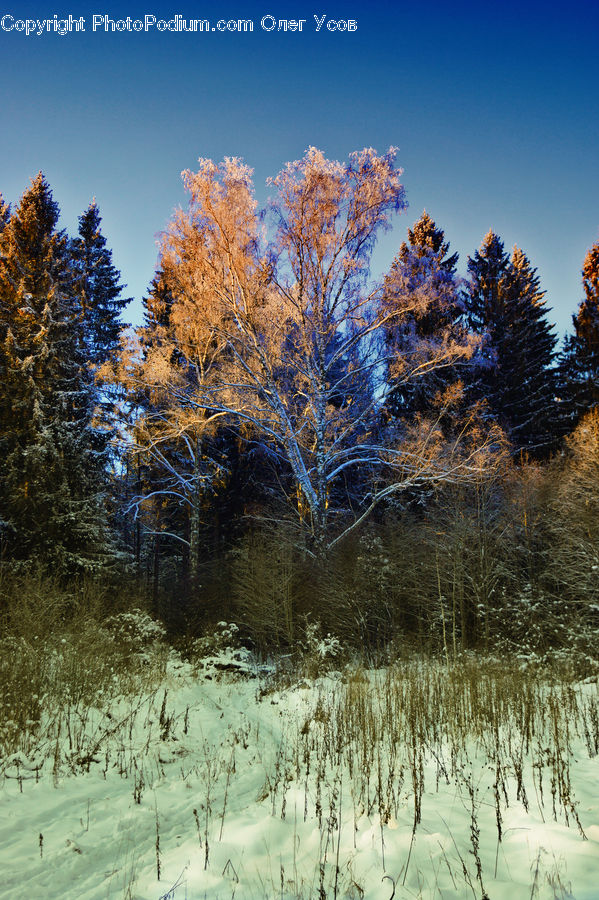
119, 148, 491, 556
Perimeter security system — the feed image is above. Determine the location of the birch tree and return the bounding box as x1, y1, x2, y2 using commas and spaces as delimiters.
124, 148, 490, 556
105, 267, 231, 590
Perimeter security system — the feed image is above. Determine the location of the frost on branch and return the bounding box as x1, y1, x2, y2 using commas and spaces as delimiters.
114, 148, 494, 556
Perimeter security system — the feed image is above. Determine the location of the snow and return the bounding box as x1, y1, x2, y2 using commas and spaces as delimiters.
1, 655, 598, 899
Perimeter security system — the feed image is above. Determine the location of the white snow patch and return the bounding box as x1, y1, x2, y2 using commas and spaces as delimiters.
0, 662, 597, 899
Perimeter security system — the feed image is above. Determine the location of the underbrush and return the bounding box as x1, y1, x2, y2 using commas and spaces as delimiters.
0, 570, 170, 767
1, 574, 598, 898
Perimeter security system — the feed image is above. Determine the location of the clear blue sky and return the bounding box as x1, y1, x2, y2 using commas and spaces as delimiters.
1, 0, 597, 340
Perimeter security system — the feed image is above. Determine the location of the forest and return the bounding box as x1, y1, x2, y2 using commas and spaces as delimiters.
1, 148, 598, 661
2, 148, 599, 899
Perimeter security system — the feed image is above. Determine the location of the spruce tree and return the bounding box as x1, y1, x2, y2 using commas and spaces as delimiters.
0, 193, 9, 231
383, 211, 467, 425
464, 231, 558, 456
72, 200, 129, 367
70, 202, 131, 558
143, 268, 176, 331
401, 210, 459, 275
559, 241, 599, 429
0, 175, 112, 574
134, 268, 240, 596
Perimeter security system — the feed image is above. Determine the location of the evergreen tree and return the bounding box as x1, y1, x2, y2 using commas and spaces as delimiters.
401, 210, 459, 275
383, 211, 468, 426
128, 267, 258, 601
72, 200, 130, 367
464, 231, 558, 456
559, 241, 599, 428
0, 193, 9, 232
0, 174, 113, 574
70, 201, 132, 541
143, 268, 176, 331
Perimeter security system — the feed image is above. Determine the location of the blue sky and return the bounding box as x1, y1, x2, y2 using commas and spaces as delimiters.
1, 0, 597, 339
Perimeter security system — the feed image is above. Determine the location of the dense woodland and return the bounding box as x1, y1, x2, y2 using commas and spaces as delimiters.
1, 150, 599, 661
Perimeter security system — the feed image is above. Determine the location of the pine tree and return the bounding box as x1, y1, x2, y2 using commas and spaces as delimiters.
127, 266, 249, 598
0, 175, 113, 574
464, 231, 558, 456
559, 241, 599, 428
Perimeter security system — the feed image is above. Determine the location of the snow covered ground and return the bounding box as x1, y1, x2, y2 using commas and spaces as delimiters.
1, 652, 598, 900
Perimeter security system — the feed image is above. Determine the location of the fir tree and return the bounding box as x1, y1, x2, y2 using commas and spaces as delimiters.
129, 267, 247, 597
0, 175, 113, 574
464, 231, 558, 456
559, 241, 599, 429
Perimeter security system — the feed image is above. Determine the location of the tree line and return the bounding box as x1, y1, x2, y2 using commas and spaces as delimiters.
1, 153, 598, 655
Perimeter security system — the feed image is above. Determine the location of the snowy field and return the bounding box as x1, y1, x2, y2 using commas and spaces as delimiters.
1, 649, 598, 900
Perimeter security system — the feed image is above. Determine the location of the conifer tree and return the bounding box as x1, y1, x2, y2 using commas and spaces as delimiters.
71, 201, 130, 442
72, 200, 129, 367
464, 231, 558, 456
143, 268, 176, 331
383, 211, 469, 426
126, 263, 264, 598
70, 202, 132, 549
559, 241, 599, 428
401, 210, 459, 275
0, 194, 9, 231
0, 175, 112, 573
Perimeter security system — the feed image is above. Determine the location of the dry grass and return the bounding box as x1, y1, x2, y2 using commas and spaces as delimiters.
1, 567, 597, 897
0, 568, 169, 766
259, 655, 598, 897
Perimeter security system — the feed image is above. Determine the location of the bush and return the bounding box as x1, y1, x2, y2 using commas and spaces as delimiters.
0, 568, 168, 761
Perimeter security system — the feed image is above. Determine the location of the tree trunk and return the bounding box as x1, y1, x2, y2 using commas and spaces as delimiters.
189, 438, 201, 596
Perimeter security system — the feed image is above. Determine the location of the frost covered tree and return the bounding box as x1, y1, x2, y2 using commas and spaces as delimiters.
559, 241, 599, 429
544, 407, 599, 651
121, 149, 493, 557
402, 210, 459, 274
108, 263, 235, 591
464, 231, 558, 456
0, 174, 113, 574
118, 274, 287, 598
0, 193, 9, 232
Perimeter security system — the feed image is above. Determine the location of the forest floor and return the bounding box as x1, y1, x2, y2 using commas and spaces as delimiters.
1, 645, 598, 899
